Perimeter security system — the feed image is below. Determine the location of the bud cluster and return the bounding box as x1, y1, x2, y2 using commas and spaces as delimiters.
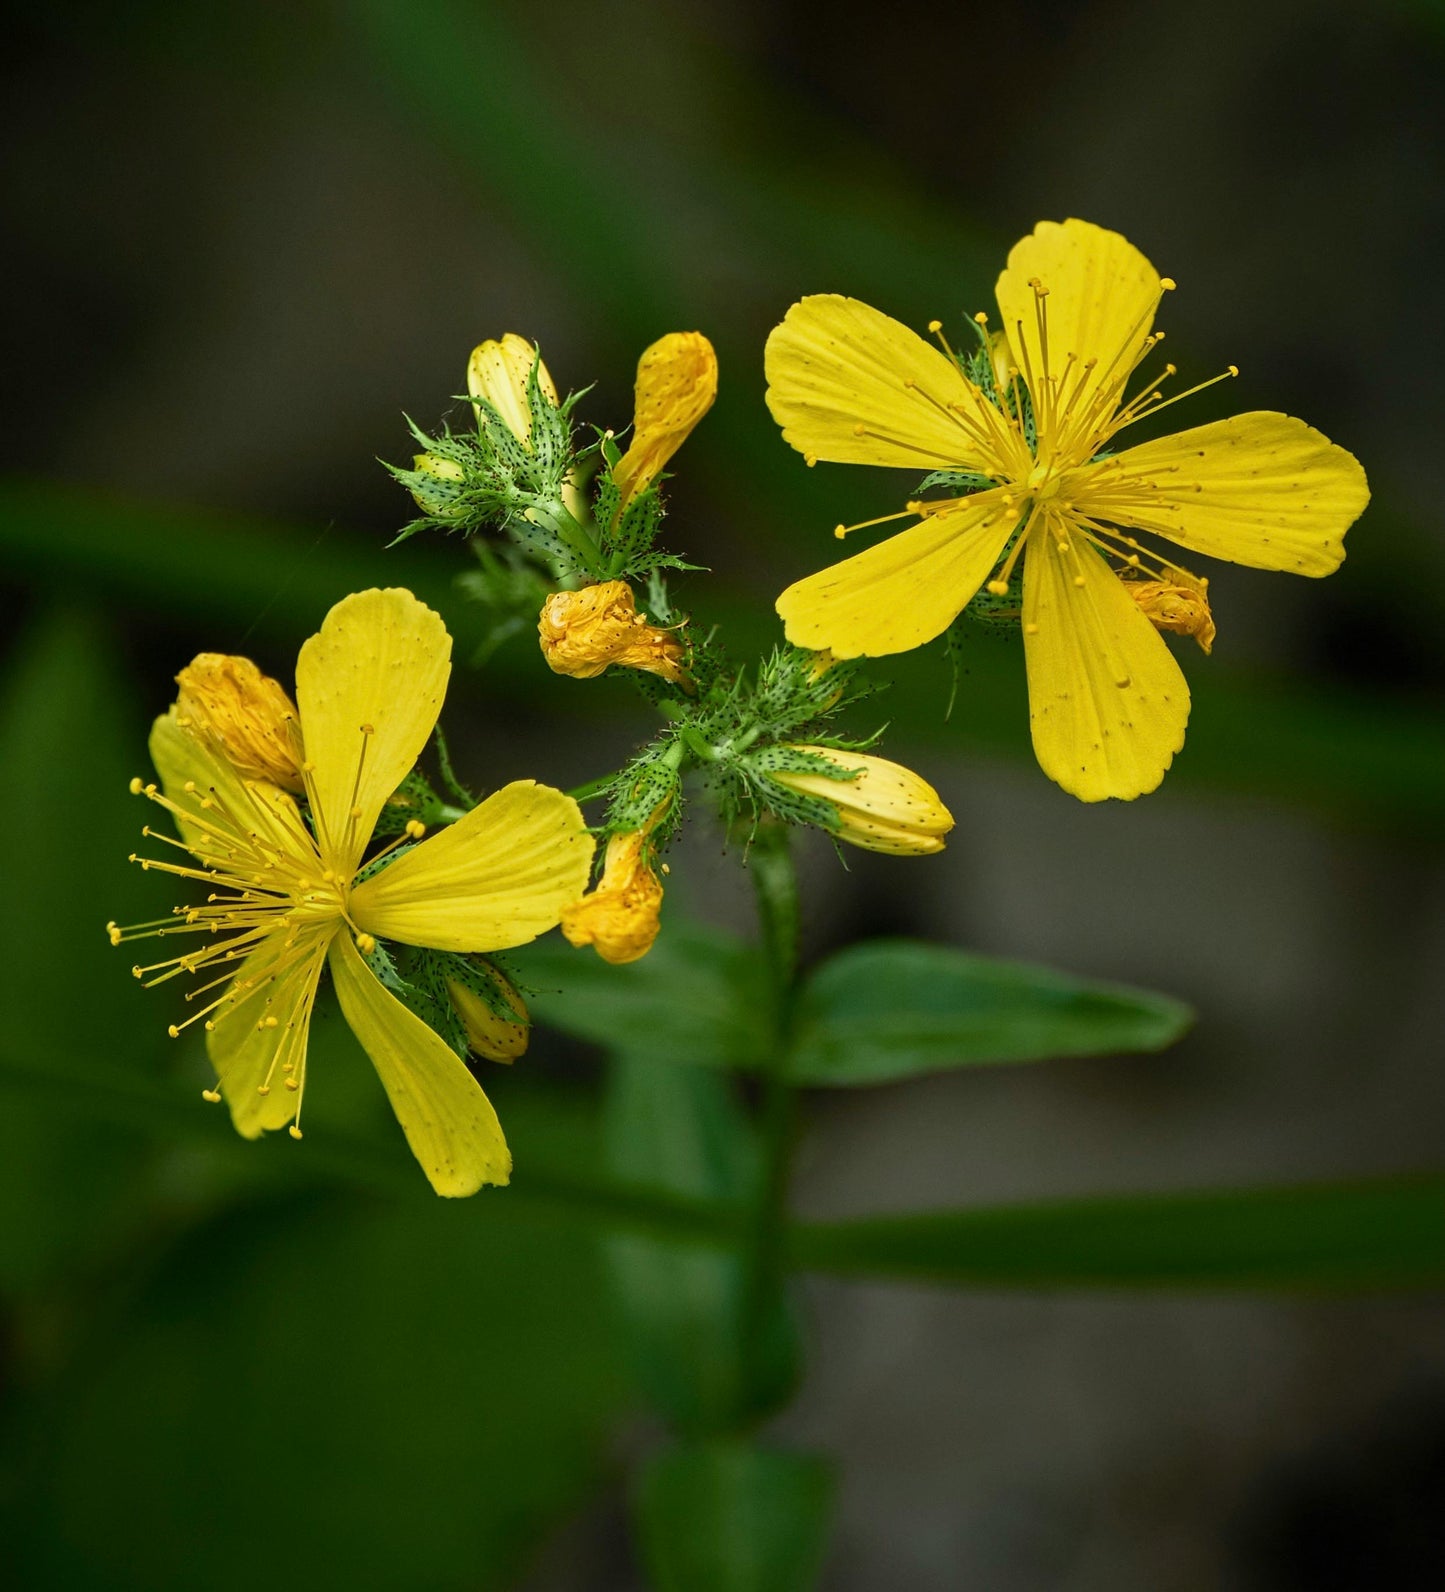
387, 325, 958, 967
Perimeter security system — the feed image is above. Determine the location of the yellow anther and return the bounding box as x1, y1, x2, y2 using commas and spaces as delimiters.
257, 1084, 271, 1096
202, 1088, 221, 1103
285, 1077, 300, 1092
928, 319, 943, 333
834, 525, 848, 540
404, 819, 426, 839
262, 1015, 279, 1028
360, 723, 375, 735
128, 776, 144, 795
167, 1024, 180, 1038
289, 1125, 303, 1140
1227, 364, 1239, 377
973, 311, 989, 325
1024, 623, 1040, 636
986, 580, 1010, 596
1073, 576, 1087, 588
1160, 277, 1177, 291
356, 932, 376, 955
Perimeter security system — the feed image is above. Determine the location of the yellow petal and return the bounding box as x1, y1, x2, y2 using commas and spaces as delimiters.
776, 494, 1017, 658
1076, 412, 1368, 575
995, 219, 1162, 449
765, 295, 1007, 472
205, 930, 330, 1139
612, 331, 718, 508
148, 708, 308, 862
294, 589, 451, 876
329, 932, 509, 1196
467, 333, 558, 444
1023, 519, 1190, 802
350, 781, 594, 951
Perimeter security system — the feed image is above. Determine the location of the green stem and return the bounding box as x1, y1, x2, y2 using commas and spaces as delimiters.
741, 820, 802, 1411
531, 496, 603, 578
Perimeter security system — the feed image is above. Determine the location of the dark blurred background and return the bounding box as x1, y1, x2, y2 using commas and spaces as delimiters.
3, 1, 1445, 1587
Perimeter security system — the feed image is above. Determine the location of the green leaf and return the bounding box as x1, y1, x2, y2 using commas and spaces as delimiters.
789, 1177, 1445, 1290
604, 1056, 799, 1433
513, 920, 773, 1070
787, 939, 1192, 1086
636, 1440, 834, 1592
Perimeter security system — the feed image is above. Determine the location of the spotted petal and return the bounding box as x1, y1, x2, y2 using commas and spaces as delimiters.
330, 931, 510, 1196
349, 781, 594, 952
776, 494, 1017, 658
995, 219, 1162, 449
149, 708, 309, 863
765, 295, 1008, 473
1022, 520, 1190, 802
206, 929, 330, 1138
1075, 412, 1368, 575
295, 589, 451, 876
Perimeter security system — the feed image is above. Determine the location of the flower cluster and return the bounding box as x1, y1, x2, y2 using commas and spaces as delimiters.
113, 215, 1367, 1197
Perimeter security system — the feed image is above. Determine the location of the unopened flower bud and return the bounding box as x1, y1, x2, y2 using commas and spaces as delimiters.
467, 333, 559, 447
807, 648, 847, 709
174, 654, 303, 791
772, 746, 954, 856
612, 331, 718, 510
539, 581, 689, 687
1126, 572, 1216, 654
408, 451, 467, 516
561, 830, 663, 964
446, 961, 530, 1063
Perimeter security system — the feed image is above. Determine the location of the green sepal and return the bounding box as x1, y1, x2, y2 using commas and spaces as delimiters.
914, 468, 992, 496
368, 771, 451, 841
355, 939, 462, 1060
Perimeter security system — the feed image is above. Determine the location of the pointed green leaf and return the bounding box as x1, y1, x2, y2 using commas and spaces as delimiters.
790, 1177, 1445, 1290
787, 939, 1192, 1086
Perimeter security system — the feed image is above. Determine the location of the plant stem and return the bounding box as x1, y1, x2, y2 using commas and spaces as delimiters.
742, 820, 802, 1409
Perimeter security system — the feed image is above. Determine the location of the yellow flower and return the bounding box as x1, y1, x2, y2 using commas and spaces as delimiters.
467, 333, 559, 446
111, 588, 594, 1197
174, 653, 304, 792
538, 580, 690, 688
771, 747, 954, 855
560, 829, 664, 964
765, 218, 1370, 801
446, 960, 530, 1064
612, 331, 718, 511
